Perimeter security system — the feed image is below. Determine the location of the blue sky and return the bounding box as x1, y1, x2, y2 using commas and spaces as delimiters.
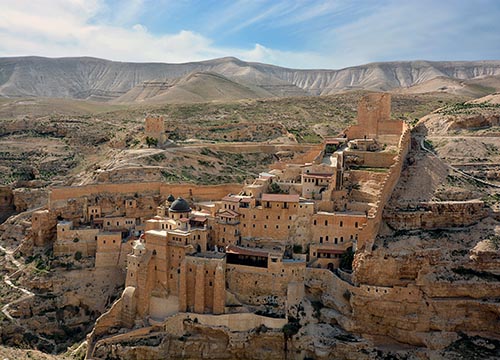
1, 0, 499, 69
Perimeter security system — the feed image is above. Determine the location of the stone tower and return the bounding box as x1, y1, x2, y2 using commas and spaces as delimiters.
145, 115, 167, 145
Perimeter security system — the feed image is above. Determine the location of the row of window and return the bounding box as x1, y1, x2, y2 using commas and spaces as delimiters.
319, 234, 357, 244
313, 219, 353, 227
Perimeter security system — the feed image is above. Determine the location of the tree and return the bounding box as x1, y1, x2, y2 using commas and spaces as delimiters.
268, 182, 283, 194
340, 248, 354, 271
146, 136, 158, 148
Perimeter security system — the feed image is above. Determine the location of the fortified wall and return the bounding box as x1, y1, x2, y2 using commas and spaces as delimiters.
345, 93, 411, 251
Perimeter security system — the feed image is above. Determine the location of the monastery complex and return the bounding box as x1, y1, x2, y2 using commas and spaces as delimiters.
31, 93, 415, 355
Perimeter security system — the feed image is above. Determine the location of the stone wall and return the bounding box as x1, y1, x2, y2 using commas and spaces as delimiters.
31, 209, 57, 247
179, 255, 225, 315
356, 122, 411, 251
49, 182, 242, 208
226, 259, 305, 309
384, 200, 488, 230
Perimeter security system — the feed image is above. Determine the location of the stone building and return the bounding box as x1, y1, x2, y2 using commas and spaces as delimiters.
43, 93, 411, 337
144, 115, 167, 145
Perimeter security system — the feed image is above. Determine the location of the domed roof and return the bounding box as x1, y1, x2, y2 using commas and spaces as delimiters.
169, 197, 191, 213
167, 194, 175, 203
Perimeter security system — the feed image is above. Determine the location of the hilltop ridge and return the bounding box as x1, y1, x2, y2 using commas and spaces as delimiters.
1, 56, 500, 102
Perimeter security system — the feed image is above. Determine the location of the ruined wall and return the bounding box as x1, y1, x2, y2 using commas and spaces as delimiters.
384, 200, 488, 230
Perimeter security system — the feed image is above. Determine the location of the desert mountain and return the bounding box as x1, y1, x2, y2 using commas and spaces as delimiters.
114, 71, 277, 103
397, 74, 500, 97
1, 56, 500, 101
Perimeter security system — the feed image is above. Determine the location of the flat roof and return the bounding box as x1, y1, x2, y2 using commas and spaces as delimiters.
222, 195, 241, 203
146, 229, 167, 237
261, 193, 300, 202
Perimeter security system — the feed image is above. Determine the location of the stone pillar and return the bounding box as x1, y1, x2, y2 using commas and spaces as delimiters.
194, 264, 205, 313
213, 263, 225, 315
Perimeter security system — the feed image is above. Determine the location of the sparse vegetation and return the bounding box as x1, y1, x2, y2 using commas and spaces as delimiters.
145, 137, 158, 148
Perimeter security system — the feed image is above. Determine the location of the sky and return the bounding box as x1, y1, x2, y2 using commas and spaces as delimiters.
0, 0, 499, 69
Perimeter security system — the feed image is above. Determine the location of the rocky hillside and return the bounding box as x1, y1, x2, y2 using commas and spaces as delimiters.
1, 56, 500, 101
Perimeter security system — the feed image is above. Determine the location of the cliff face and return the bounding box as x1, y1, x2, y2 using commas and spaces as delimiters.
1, 56, 500, 100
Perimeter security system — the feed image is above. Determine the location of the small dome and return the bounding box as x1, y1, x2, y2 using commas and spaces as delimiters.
167, 194, 175, 203
169, 197, 191, 213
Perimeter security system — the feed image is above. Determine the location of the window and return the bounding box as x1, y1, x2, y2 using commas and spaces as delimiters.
276, 225, 279, 229
320, 236, 323, 243
335, 238, 338, 244
325, 220, 328, 226
277, 216, 280, 220
326, 236, 329, 242
341, 236, 344, 242
313, 220, 317, 225
264, 225, 267, 229
340, 221, 343, 227
355, 222, 358, 228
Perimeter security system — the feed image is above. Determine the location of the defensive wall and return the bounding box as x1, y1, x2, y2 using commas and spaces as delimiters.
356, 122, 411, 251
49, 182, 242, 208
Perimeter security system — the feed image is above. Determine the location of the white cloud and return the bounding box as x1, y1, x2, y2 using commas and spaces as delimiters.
0, 0, 332, 67
328, 0, 500, 68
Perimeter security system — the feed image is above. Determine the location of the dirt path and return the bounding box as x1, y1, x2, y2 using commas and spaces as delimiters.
0, 243, 34, 321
